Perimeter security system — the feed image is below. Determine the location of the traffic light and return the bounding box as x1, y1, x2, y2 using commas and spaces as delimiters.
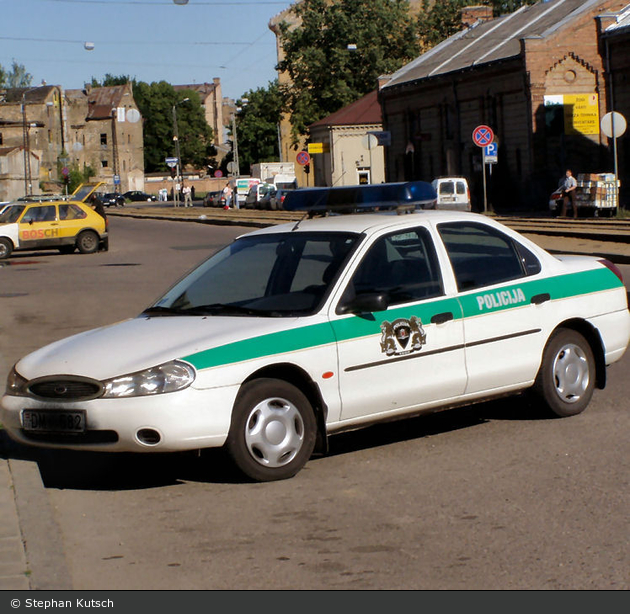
304, 163, 310, 175
170, 166, 176, 178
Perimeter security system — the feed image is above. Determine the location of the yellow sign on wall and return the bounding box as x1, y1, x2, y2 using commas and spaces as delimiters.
308, 142, 330, 154
563, 93, 599, 135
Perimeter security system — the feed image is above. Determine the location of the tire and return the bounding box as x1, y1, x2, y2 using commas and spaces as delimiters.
534, 329, 595, 417
0, 237, 13, 260
225, 378, 317, 482
76, 230, 99, 254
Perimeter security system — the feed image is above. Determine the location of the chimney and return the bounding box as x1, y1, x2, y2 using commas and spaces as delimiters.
461, 5, 493, 28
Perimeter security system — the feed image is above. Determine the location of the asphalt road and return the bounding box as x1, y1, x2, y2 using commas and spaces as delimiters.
0, 216, 628, 590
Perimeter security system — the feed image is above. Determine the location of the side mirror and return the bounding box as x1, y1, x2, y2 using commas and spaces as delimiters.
337, 292, 389, 315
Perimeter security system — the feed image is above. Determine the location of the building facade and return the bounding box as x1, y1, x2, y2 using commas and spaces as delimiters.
308, 90, 385, 187
0, 83, 144, 196
378, 0, 630, 211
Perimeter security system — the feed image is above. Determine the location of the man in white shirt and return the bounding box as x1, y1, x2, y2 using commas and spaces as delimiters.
559, 169, 578, 218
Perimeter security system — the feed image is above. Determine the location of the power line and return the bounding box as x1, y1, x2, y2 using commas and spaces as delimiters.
0, 35, 273, 46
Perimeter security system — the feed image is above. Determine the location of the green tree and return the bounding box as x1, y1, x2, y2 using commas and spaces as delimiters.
277, 0, 423, 143
233, 81, 283, 175
0, 60, 32, 88
128, 81, 215, 173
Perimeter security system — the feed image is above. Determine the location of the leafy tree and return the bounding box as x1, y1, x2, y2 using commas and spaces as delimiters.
277, 0, 423, 144
90, 74, 135, 87
122, 80, 215, 173
233, 81, 283, 175
0, 60, 32, 88
491, 0, 536, 15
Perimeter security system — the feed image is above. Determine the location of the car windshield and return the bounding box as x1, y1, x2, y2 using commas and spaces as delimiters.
145, 231, 360, 317
0, 205, 25, 224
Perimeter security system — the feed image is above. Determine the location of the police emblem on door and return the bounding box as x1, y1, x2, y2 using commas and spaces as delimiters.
380, 316, 426, 356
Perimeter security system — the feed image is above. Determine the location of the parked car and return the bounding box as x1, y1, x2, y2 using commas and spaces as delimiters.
245, 183, 274, 209
431, 177, 471, 211
257, 187, 277, 210
100, 192, 125, 207
122, 191, 157, 202
2, 204, 628, 482
269, 187, 295, 210
0, 199, 108, 259
203, 191, 226, 208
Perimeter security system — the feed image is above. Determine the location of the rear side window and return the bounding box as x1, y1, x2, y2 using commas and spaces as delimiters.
439, 182, 454, 195
59, 204, 87, 221
438, 222, 540, 291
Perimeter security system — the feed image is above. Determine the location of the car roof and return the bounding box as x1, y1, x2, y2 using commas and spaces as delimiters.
244, 210, 492, 237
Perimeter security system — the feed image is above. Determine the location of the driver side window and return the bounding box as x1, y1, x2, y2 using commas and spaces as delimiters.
340, 227, 443, 310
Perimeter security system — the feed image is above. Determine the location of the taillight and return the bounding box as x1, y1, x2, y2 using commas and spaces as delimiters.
598, 258, 623, 282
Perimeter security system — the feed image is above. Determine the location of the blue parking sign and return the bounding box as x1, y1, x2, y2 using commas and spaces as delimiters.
484, 142, 498, 164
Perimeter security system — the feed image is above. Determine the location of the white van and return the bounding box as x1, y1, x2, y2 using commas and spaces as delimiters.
431, 177, 471, 211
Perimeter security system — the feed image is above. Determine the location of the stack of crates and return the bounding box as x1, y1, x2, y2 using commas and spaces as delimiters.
575, 173, 619, 213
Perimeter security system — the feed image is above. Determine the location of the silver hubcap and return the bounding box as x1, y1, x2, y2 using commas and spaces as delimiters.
0, 243, 8, 258
81, 234, 96, 250
553, 343, 590, 403
244, 397, 305, 468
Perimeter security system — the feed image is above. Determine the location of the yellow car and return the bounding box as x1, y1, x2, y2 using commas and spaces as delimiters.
0, 184, 108, 259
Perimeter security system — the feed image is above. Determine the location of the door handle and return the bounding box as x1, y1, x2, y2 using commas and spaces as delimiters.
531, 293, 550, 305
431, 312, 453, 325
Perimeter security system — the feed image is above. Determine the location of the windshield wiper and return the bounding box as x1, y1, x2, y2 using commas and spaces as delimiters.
183, 303, 278, 317
141, 305, 189, 317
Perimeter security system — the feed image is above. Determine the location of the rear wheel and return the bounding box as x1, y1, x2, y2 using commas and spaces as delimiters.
534, 329, 595, 417
76, 230, 99, 254
225, 378, 317, 481
0, 237, 13, 259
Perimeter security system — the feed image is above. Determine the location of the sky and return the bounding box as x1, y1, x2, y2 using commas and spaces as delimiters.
0, 0, 291, 100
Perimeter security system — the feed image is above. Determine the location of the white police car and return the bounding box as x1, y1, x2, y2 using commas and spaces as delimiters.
2, 209, 629, 481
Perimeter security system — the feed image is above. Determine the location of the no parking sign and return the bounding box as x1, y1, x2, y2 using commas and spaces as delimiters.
472, 125, 494, 147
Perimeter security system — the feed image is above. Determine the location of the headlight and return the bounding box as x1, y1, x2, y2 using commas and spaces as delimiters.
102, 360, 195, 398
5, 366, 28, 396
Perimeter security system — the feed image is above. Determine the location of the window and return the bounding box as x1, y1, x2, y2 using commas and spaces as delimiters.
438, 222, 540, 292
101, 160, 108, 168
21, 205, 56, 223
100, 133, 107, 146
59, 204, 87, 221
341, 228, 443, 308
0, 132, 3, 145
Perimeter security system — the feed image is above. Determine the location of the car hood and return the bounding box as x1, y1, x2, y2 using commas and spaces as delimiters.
16, 315, 303, 381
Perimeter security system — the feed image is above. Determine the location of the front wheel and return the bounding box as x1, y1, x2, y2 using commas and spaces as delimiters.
534, 329, 595, 417
76, 230, 99, 254
225, 379, 317, 482
0, 237, 13, 260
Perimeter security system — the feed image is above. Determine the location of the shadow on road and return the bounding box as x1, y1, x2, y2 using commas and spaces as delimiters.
0, 394, 551, 491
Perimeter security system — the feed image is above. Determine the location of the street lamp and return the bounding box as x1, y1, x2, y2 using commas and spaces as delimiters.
172, 97, 189, 206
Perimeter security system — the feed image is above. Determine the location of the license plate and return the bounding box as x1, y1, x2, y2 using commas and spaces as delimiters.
22, 410, 86, 433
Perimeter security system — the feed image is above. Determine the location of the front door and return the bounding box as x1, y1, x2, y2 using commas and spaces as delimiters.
330, 226, 467, 423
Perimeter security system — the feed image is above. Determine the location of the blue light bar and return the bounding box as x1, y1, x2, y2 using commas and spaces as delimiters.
281, 181, 437, 212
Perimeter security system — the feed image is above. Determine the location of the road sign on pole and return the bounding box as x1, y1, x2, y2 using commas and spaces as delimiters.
296, 151, 311, 166
484, 142, 498, 164
472, 125, 494, 147
165, 157, 178, 168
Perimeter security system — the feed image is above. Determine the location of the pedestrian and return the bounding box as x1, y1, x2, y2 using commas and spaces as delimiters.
183, 185, 193, 207
90, 193, 106, 219
559, 169, 578, 218
222, 182, 233, 209
190, 185, 195, 201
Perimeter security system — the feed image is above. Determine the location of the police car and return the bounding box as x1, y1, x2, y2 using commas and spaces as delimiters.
0, 183, 108, 259
2, 207, 629, 482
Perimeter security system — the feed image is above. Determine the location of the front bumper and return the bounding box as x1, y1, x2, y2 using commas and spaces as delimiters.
0, 383, 239, 453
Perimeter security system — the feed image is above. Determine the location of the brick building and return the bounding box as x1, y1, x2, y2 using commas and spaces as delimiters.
601, 5, 630, 202
0, 83, 145, 197
378, 0, 630, 211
